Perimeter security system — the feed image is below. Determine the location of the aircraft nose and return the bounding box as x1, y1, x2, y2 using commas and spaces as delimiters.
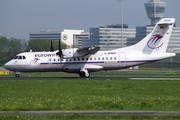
4, 61, 11, 70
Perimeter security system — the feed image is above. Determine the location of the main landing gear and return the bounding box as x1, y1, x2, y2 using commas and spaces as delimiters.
79, 71, 90, 78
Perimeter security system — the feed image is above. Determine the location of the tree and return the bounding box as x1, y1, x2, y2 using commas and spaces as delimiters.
8, 38, 27, 58
0, 37, 9, 64
27, 39, 68, 52
0, 37, 27, 65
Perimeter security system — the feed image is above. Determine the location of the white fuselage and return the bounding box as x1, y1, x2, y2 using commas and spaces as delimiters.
4, 50, 175, 73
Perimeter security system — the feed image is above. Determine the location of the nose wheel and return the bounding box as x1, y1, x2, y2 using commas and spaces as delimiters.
15, 72, 20, 77
15, 74, 20, 77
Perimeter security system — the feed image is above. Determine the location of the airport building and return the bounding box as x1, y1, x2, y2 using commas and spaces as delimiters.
82, 24, 136, 50
29, 29, 89, 47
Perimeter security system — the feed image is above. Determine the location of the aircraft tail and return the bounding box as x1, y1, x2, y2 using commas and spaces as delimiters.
119, 18, 175, 53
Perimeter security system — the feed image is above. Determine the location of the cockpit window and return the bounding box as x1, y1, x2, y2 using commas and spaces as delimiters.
13, 56, 19, 59
23, 56, 26, 59
13, 56, 26, 60
18, 56, 22, 59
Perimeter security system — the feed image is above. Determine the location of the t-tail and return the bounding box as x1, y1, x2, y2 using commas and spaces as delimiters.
119, 18, 175, 54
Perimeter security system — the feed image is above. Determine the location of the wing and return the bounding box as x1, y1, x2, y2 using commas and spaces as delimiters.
77, 45, 101, 55
62, 45, 101, 59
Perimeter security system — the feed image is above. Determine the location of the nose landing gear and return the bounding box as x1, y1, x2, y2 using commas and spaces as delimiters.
15, 72, 20, 77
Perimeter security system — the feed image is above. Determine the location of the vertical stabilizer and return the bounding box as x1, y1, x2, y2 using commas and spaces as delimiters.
144, 18, 175, 53
119, 18, 175, 53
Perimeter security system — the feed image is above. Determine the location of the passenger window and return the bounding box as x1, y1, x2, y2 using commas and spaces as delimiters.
78, 58, 80, 61
90, 58, 92, 60
82, 58, 84, 61
102, 57, 104, 60
114, 57, 116, 60
54, 58, 56, 61
98, 57, 101, 60
94, 58, 96, 60
74, 58, 76, 61
23, 56, 26, 59
18, 56, 22, 60
106, 57, 108, 60
110, 57, 112, 60
86, 58, 88, 61
57, 58, 60, 61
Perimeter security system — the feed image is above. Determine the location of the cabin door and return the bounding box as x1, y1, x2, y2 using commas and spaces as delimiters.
119, 52, 126, 67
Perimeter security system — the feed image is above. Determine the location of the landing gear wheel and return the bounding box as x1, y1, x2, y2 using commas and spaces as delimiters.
15, 74, 20, 77
79, 72, 90, 78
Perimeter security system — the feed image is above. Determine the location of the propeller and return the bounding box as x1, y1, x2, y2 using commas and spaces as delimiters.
56, 39, 63, 60
50, 40, 54, 51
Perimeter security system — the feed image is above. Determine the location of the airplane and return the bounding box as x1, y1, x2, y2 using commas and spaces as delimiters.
4, 18, 176, 78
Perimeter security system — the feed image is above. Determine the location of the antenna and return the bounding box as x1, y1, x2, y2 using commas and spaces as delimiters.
117, 0, 125, 48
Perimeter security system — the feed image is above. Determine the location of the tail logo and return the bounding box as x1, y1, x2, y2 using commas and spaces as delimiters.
147, 34, 163, 49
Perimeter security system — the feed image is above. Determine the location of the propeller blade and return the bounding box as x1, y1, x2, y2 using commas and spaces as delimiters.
56, 39, 63, 60
50, 40, 54, 51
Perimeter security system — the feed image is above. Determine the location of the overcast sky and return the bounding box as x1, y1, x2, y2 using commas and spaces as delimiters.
0, 0, 179, 40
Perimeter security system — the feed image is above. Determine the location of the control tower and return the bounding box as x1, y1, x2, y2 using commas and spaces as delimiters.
144, 0, 166, 25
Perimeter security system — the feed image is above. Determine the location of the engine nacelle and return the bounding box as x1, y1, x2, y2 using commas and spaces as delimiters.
62, 48, 86, 58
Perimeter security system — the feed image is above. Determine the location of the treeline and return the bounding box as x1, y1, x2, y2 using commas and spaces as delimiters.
0, 36, 68, 66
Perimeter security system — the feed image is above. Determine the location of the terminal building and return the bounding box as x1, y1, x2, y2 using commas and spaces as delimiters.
82, 24, 136, 50
29, 29, 89, 47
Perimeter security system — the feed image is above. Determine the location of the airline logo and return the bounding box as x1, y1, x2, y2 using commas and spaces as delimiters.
147, 34, 163, 49
30, 58, 40, 66
33, 58, 40, 63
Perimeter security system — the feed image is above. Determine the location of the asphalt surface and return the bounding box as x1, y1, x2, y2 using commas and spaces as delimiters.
0, 77, 180, 80
1, 111, 180, 117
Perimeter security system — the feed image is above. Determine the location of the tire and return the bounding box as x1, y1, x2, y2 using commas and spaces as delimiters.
79, 72, 85, 77
79, 72, 90, 78
15, 74, 19, 77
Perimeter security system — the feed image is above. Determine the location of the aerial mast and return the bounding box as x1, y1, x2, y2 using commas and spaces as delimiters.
117, 0, 125, 48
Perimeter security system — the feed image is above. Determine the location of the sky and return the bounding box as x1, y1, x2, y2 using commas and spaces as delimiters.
0, 0, 180, 41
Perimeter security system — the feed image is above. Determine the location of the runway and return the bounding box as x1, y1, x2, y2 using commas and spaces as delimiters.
0, 77, 180, 80
1, 110, 180, 117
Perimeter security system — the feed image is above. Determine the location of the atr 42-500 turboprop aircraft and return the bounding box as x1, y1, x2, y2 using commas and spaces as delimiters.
4, 18, 176, 77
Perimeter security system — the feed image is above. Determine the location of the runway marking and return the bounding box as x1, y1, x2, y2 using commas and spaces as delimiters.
0, 77, 180, 80
1, 110, 180, 117
129, 78, 180, 80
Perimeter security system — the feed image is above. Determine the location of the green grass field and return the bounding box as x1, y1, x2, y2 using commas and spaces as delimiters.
0, 79, 180, 111
1, 69, 180, 119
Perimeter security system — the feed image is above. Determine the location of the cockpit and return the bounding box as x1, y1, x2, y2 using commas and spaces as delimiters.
13, 56, 26, 60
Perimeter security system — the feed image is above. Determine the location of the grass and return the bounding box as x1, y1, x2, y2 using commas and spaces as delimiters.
1, 115, 180, 120
0, 79, 180, 111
